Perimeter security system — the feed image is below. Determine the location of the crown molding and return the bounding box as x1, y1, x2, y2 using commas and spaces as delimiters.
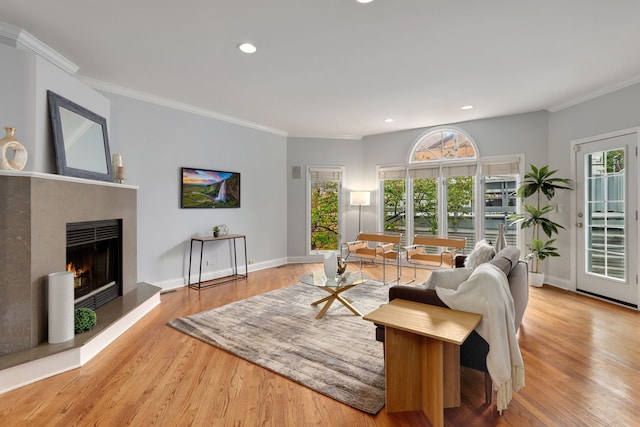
287, 134, 363, 141
0, 21, 79, 74
79, 76, 289, 138
548, 74, 640, 112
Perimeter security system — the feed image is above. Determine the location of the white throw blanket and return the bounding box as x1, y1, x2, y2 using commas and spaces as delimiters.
435, 263, 525, 413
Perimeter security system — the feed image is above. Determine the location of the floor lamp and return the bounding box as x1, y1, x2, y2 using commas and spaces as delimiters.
350, 191, 371, 235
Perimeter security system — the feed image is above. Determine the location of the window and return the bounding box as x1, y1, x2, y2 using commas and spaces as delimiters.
308, 167, 342, 253
410, 129, 476, 162
379, 168, 406, 236
379, 128, 522, 250
480, 157, 521, 248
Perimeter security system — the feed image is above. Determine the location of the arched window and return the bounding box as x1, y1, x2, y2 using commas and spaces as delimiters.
410, 129, 477, 163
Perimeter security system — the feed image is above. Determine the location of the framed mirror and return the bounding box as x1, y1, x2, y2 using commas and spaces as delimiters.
48, 91, 113, 182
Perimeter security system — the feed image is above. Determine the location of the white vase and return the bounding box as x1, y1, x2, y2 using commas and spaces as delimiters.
528, 271, 545, 287
0, 127, 28, 171
48, 271, 75, 343
323, 252, 337, 280
495, 223, 507, 252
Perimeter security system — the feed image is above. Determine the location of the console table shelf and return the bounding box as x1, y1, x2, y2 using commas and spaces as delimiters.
187, 234, 248, 289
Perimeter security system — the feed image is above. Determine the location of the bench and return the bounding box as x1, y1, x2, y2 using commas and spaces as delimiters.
405, 235, 467, 280
342, 233, 402, 284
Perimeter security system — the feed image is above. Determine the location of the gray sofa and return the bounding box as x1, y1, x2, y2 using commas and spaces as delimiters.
375, 246, 529, 402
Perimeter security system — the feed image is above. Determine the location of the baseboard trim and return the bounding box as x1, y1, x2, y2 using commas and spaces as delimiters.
153, 257, 289, 291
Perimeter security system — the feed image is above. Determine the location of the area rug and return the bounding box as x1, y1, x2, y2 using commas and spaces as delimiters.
168, 280, 389, 414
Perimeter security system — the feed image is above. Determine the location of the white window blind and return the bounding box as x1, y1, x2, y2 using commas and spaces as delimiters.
408, 166, 440, 179
378, 167, 406, 180
480, 157, 521, 176
309, 167, 342, 181
441, 162, 477, 177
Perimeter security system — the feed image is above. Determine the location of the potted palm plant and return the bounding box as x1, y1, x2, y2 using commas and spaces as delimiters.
510, 164, 572, 286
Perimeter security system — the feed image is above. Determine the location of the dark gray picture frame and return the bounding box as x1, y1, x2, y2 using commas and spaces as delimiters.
48, 91, 113, 182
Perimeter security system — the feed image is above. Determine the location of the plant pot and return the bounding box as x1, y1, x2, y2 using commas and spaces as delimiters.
213, 231, 219, 237
528, 272, 545, 287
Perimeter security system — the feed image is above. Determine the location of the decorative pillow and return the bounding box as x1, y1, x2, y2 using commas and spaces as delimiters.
490, 246, 521, 276
424, 268, 473, 290
464, 239, 496, 270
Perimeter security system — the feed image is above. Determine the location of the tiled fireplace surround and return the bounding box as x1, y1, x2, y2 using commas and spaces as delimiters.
0, 172, 160, 393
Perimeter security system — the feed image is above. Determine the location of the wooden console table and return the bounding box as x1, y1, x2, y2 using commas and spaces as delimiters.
363, 299, 481, 427
187, 234, 248, 289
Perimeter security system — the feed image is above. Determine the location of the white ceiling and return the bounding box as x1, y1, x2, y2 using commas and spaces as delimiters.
2, 0, 640, 139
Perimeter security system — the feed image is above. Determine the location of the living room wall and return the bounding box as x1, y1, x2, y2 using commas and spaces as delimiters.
547, 81, 640, 290
286, 136, 366, 262
103, 92, 288, 289
359, 111, 550, 241
285, 112, 550, 260
1, 38, 289, 291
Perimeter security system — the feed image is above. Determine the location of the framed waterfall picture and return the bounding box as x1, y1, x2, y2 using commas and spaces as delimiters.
181, 167, 241, 208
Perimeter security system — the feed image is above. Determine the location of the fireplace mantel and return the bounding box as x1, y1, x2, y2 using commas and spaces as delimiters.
0, 170, 138, 189
0, 171, 139, 356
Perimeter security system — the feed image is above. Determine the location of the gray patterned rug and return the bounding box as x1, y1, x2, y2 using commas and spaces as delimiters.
168, 280, 388, 414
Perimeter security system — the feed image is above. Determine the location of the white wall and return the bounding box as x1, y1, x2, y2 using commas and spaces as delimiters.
105, 93, 288, 288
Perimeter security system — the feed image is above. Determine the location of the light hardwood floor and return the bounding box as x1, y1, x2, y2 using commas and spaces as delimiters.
1, 263, 638, 426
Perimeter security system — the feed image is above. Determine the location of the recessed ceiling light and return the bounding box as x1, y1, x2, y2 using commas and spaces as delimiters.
461, 105, 474, 110
384, 118, 394, 123
238, 43, 257, 54
357, 0, 374, 3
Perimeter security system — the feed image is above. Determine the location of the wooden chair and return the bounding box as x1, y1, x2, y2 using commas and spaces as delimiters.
405, 235, 467, 281
342, 233, 402, 284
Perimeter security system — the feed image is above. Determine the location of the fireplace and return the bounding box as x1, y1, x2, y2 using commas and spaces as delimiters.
67, 219, 122, 310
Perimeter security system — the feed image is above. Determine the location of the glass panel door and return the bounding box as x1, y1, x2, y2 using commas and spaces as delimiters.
309, 168, 342, 253
576, 133, 637, 306
446, 175, 475, 252
484, 176, 518, 246
586, 149, 626, 279
383, 179, 406, 236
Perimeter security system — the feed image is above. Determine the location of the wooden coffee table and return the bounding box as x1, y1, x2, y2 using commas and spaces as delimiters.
364, 299, 481, 427
301, 271, 368, 319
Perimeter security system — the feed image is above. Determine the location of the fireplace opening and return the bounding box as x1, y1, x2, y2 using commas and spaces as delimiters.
67, 219, 122, 310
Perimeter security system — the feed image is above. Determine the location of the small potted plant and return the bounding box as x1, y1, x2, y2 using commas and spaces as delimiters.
74, 308, 97, 334
510, 164, 572, 286
213, 226, 220, 237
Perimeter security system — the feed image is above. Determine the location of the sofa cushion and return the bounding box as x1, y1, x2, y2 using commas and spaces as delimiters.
464, 239, 496, 269
490, 246, 521, 276
388, 286, 448, 307
424, 268, 473, 290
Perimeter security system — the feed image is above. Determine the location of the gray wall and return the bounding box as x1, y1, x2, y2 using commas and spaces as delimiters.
1, 41, 288, 291
357, 112, 549, 237
547, 82, 640, 289
105, 93, 288, 287
284, 111, 551, 263
5, 32, 640, 296
0, 44, 33, 160
0, 42, 110, 174
287, 137, 365, 261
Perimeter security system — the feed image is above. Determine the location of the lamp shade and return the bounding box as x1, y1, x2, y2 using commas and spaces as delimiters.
350, 191, 371, 206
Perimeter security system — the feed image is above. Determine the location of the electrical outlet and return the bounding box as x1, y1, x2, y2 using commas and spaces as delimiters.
206, 260, 215, 266
249, 259, 255, 265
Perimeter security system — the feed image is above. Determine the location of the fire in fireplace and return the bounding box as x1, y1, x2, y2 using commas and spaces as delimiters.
67, 219, 122, 310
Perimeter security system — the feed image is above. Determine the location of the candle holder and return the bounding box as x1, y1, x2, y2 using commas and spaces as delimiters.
112, 153, 126, 183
